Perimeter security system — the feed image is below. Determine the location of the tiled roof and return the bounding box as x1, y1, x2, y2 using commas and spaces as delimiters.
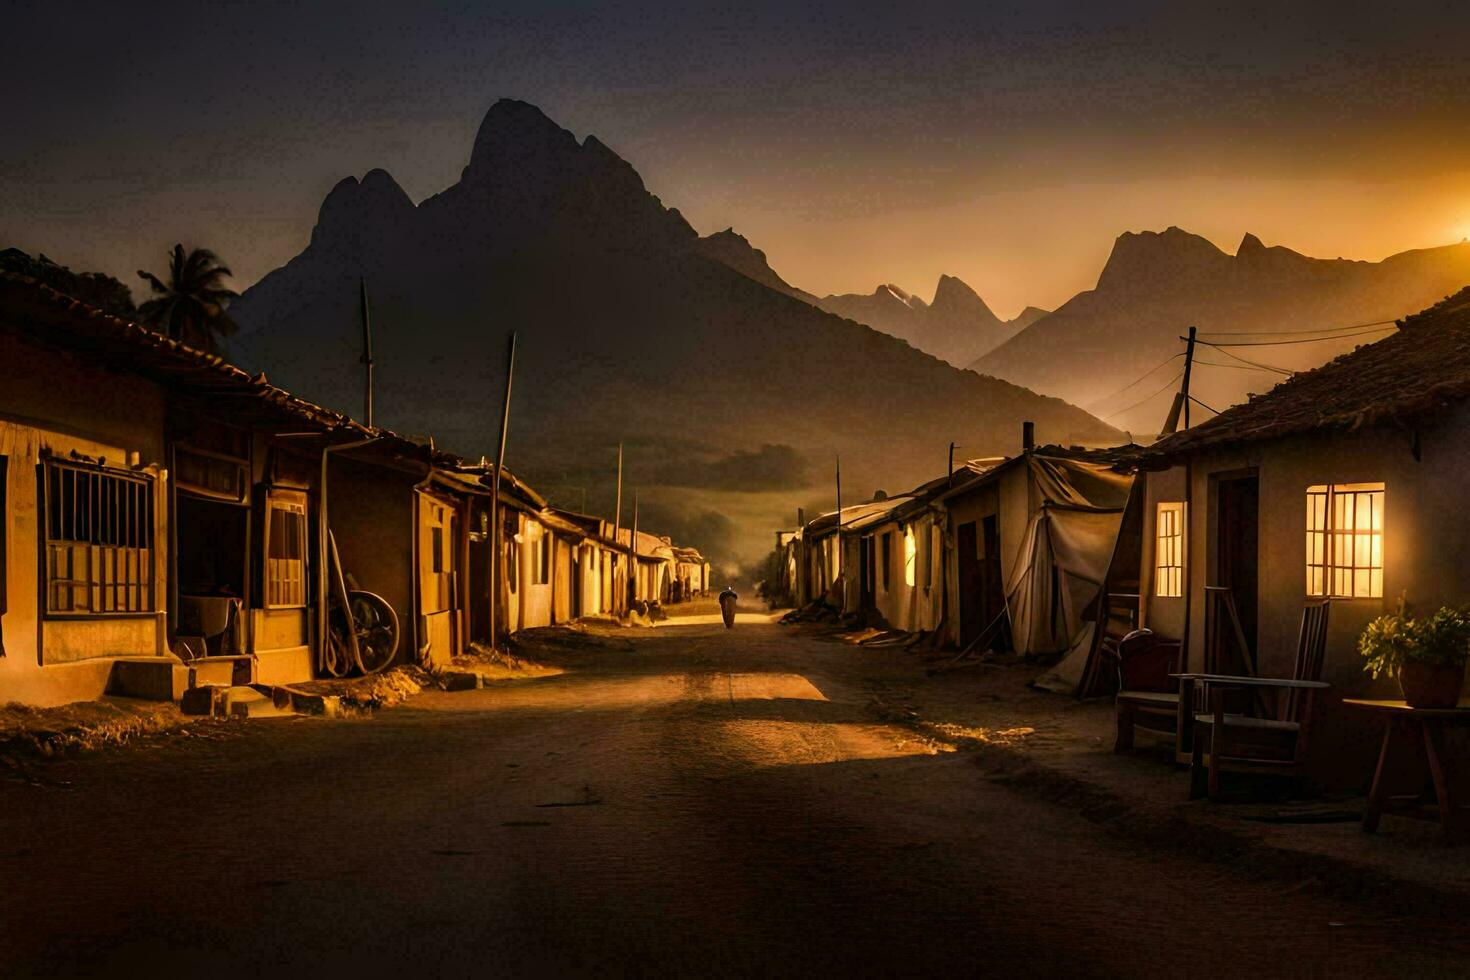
1147, 288, 1470, 457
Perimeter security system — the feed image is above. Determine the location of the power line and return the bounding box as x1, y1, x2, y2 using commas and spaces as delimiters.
1193, 340, 1295, 376
1104, 370, 1184, 420
1188, 394, 1221, 416
1193, 358, 1284, 372
1086, 352, 1184, 408
1196, 318, 1397, 338
1193, 325, 1396, 347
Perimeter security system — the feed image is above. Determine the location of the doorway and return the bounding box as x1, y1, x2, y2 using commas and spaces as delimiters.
1214, 473, 1260, 669
957, 516, 1005, 649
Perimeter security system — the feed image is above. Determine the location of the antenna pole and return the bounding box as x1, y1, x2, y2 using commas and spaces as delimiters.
359, 277, 374, 427
613, 443, 624, 611
630, 491, 639, 605
488, 331, 516, 648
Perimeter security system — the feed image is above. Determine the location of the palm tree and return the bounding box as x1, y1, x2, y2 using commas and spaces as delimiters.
136, 244, 239, 353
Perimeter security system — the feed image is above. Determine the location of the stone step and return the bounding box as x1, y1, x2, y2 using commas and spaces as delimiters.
107, 658, 190, 701
181, 684, 335, 719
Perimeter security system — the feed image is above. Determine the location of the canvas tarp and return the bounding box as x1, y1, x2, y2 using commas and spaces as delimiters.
1001, 456, 1133, 693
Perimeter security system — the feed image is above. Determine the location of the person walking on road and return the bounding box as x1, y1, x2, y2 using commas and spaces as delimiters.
718, 586, 738, 629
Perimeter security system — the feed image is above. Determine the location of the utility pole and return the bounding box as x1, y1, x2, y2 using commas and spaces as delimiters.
359, 277, 374, 427
1181, 325, 1197, 429
834, 454, 842, 584
948, 442, 956, 487
630, 490, 639, 605
612, 443, 624, 611
488, 331, 516, 648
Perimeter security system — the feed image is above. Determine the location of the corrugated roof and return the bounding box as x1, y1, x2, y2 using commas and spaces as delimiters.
1146, 288, 1470, 458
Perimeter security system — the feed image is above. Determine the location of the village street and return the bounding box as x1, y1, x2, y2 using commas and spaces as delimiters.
3, 618, 1469, 978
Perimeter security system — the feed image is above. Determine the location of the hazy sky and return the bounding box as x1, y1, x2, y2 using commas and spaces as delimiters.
7, 1, 1470, 316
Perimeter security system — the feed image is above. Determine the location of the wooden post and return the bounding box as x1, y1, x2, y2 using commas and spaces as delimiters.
612, 443, 624, 612
630, 491, 639, 605
359, 278, 374, 428
488, 331, 516, 648
948, 442, 955, 487
835, 454, 843, 587
1181, 325, 1197, 429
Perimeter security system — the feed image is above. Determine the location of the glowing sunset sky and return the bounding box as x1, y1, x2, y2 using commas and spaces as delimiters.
7, 1, 1470, 316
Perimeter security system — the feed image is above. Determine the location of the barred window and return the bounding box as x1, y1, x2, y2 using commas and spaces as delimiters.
1155, 502, 1185, 598
43, 460, 155, 615
1307, 483, 1384, 598
265, 491, 308, 607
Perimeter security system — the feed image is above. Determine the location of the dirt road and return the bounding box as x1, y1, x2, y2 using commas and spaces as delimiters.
2, 621, 1467, 978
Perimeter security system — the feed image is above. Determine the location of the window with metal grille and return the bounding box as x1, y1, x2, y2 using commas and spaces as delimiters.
43, 460, 155, 615
265, 491, 308, 607
1155, 502, 1185, 598
1307, 483, 1384, 598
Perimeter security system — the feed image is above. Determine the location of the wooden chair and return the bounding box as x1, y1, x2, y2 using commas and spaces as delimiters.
1081, 591, 1141, 699
1113, 629, 1184, 754
1184, 600, 1331, 801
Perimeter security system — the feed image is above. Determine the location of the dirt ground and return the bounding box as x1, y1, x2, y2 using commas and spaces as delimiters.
3, 621, 1469, 978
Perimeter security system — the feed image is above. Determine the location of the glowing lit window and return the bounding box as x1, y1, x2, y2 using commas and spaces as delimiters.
1155, 502, 1185, 598
1306, 483, 1383, 598
903, 526, 917, 588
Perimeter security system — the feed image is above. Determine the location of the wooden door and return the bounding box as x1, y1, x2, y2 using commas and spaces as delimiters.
1215, 475, 1260, 668
417, 493, 460, 664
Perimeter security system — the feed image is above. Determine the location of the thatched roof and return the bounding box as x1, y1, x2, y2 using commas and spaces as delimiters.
1146, 287, 1470, 458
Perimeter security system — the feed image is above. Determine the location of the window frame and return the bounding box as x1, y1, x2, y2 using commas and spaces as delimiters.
1307, 482, 1384, 599
1154, 501, 1185, 598
40, 458, 156, 619
537, 531, 551, 586
263, 488, 309, 609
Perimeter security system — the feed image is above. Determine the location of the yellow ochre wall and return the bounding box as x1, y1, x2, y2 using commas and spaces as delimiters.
1, 332, 169, 706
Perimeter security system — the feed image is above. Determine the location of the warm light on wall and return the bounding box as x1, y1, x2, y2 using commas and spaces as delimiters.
904, 526, 917, 588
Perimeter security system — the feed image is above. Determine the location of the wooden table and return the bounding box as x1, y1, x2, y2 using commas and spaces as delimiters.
1344, 699, 1470, 837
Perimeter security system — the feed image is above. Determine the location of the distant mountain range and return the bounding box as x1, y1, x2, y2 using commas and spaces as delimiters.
815, 279, 1046, 369
694, 229, 1044, 368
970, 228, 1470, 435
231, 100, 1116, 570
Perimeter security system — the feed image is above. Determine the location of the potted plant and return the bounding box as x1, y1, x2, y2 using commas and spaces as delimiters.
1359, 603, 1470, 708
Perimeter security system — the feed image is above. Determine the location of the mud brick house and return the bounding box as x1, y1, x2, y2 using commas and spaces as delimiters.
0, 273, 375, 704
0, 271, 720, 707
1137, 289, 1470, 784
853, 476, 951, 635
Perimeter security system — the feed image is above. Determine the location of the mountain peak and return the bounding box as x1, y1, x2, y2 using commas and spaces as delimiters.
1237, 232, 1266, 255
931, 274, 997, 322
466, 98, 580, 181
696, 227, 811, 300
311, 169, 414, 249
1096, 226, 1231, 294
